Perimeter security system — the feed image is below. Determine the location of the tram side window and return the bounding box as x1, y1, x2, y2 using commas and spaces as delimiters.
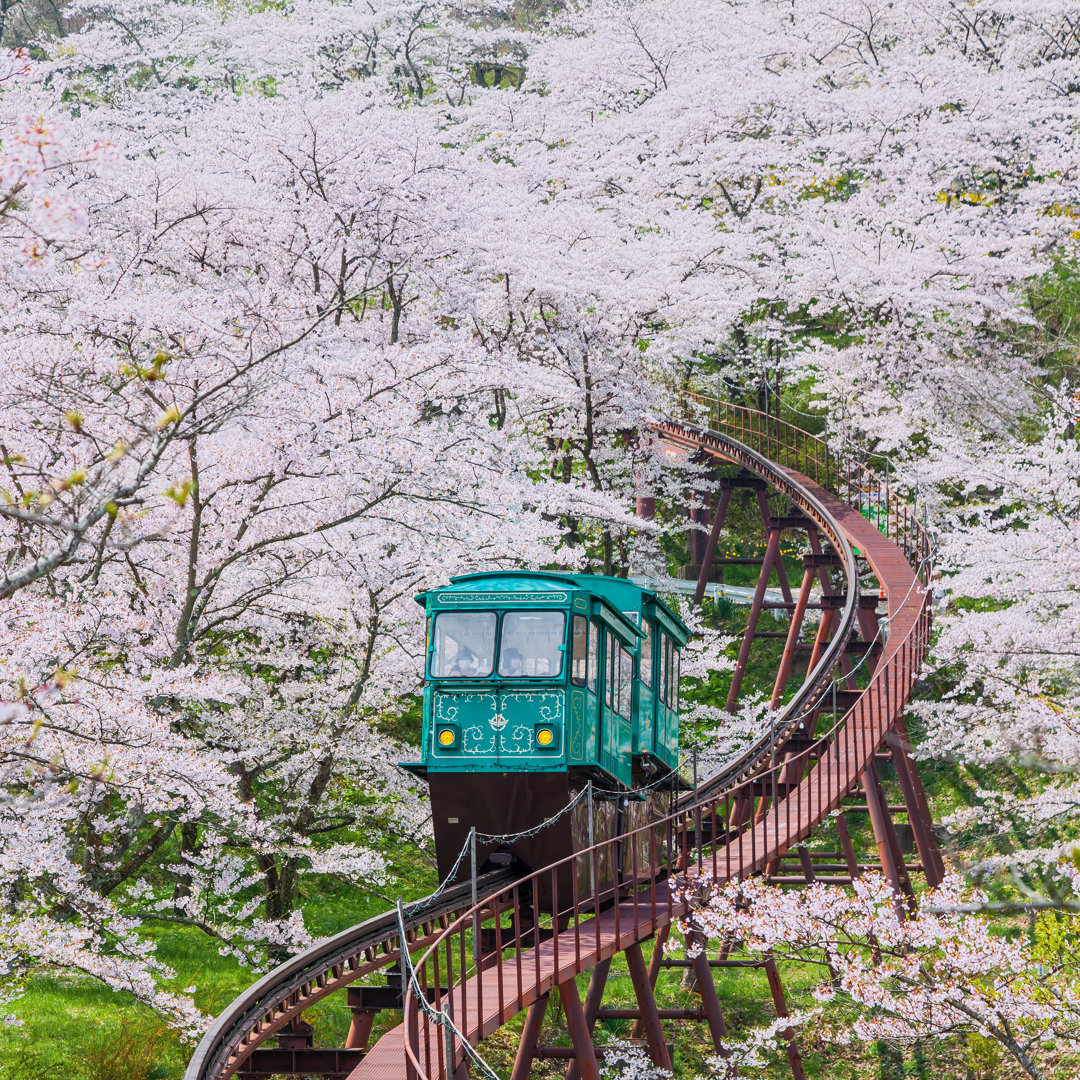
658, 631, 668, 706
672, 647, 681, 712
660, 630, 669, 708
587, 621, 599, 694
431, 612, 496, 678
499, 611, 566, 677
617, 639, 626, 717
664, 634, 674, 707
618, 646, 633, 718
667, 637, 676, 708
640, 621, 653, 688
605, 630, 615, 710
571, 615, 588, 687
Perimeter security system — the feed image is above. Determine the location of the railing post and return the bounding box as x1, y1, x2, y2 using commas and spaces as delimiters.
470, 827, 479, 969
587, 781, 595, 898
443, 1017, 455, 1080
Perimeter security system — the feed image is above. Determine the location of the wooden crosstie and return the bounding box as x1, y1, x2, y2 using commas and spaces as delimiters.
187, 397, 943, 1080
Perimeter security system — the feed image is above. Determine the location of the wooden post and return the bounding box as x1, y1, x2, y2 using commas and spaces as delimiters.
625, 942, 672, 1070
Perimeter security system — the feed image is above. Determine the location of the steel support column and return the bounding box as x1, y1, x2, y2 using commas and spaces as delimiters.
835, 812, 860, 879
764, 956, 806, 1080
625, 942, 672, 1070
565, 959, 611, 1080
631, 924, 671, 1040
726, 525, 783, 712
856, 601, 883, 675
886, 715, 945, 887
770, 561, 816, 708
757, 490, 795, 604
693, 486, 733, 606
688, 456, 713, 567
802, 604, 835, 683
862, 760, 915, 908
510, 995, 549, 1080
561, 978, 601, 1080
688, 932, 729, 1054
345, 1010, 377, 1051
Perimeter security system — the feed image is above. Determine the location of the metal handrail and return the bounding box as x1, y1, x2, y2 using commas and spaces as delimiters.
656, 420, 858, 803
682, 393, 933, 583
403, 398, 932, 1080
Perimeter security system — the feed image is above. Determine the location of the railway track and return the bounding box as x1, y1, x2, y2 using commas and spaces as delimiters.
187, 397, 941, 1080
185, 870, 518, 1080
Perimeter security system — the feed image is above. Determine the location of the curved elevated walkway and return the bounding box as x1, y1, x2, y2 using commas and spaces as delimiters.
352, 417, 936, 1080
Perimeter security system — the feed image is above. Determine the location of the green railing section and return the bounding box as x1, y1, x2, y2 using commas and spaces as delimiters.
681, 393, 933, 582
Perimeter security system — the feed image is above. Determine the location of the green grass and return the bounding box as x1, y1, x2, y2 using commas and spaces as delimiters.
2, 859, 443, 1080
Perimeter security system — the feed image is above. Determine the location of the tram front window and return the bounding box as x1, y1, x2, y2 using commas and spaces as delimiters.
431, 612, 496, 677
498, 611, 566, 677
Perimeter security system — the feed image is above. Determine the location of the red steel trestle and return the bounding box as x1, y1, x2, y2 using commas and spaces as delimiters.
195, 400, 946, 1080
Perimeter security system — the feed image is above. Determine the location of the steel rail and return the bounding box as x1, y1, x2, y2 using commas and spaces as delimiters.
190, 418, 859, 1080
653, 420, 858, 804
184, 869, 516, 1080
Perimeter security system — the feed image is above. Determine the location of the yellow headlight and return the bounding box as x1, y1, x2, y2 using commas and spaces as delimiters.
438, 728, 456, 746
536, 728, 554, 747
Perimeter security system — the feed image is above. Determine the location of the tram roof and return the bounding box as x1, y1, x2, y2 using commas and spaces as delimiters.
415, 571, 689, 644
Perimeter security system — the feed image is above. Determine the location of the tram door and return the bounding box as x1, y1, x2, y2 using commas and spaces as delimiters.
569, 615, 597, 764
600, 629, 633, 783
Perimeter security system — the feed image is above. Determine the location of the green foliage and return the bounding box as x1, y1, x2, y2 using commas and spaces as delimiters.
77, 1019, 176, 1080
0, 1054, 62, 1080
4, 982, 191, 1080
964, 1033, 1004, 1080
1025, 255, 1080, 384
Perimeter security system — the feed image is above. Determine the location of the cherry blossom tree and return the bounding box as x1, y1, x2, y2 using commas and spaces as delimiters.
683, 873, 1080, 1080
909, 385, 1080, 898
0, 47, 105, 264
0, 0, 625, 1019
1, 0, 1078, 1041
